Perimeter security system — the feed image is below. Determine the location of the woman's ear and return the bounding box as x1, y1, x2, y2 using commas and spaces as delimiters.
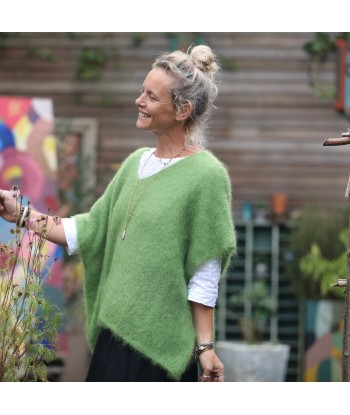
176, 102, 192, 121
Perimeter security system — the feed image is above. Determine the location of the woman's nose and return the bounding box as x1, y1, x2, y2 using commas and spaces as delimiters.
135, 92, 145, 107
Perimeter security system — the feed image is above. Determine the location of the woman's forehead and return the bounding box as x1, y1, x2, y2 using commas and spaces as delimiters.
143, 68, 177, 93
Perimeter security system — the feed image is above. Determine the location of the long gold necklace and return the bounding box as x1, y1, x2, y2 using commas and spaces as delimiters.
121, 146, 186, 240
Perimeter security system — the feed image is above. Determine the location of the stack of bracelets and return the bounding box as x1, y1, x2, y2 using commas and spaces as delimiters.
193, 341, 214, 361
17, 204, 31, 228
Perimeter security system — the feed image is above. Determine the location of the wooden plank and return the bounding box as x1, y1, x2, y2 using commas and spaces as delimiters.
1, 32, 347, 213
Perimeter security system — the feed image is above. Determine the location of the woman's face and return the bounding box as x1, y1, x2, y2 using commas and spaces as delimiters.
135, 68, 179, 134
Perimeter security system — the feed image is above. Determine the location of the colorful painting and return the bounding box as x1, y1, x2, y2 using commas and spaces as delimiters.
0, 96, 67, 353
304, 300, 344, 382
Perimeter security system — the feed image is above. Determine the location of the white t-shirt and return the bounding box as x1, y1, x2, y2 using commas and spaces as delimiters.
62, 149, 221, 307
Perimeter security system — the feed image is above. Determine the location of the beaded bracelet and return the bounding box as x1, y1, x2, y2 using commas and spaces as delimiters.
17, 205, 31, 228
193, 341, 214, 361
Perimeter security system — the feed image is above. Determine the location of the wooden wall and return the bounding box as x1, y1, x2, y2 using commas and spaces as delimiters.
1, 32, 349, 218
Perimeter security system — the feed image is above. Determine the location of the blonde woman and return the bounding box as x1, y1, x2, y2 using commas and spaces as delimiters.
0, 45, 236, 382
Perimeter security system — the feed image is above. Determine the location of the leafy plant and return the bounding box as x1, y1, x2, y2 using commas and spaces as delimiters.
228, 280, 277, 343
303, 32, 347, 102
303, 32, 337, 62
0, 32, 57, 61
131, 33, 148, 47
76, 47, 107, 80
0, 186, 62, 381
289, 205, 350, 299
299, 229, 347, 299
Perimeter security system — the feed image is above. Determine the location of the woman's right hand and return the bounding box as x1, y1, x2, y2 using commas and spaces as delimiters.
0, 188, 20, 223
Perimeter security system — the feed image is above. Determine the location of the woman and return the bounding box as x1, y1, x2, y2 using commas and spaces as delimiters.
0, 44, 236, 382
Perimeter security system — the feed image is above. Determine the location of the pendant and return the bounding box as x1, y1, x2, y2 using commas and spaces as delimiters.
122, 229, 126, 240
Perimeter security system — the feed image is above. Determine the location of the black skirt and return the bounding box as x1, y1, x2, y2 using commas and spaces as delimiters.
85, 328, 198, 382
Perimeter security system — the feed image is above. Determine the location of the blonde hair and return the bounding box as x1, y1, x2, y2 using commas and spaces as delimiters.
152, 44, 220, 149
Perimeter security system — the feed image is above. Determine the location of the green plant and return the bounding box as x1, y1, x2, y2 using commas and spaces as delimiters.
289, 205, 350, 299
0, 186, 62, 381
0, 32, 57, 61
228, 280, 277, 343
303, 32, 337, 62
299, 229, 347, 299
76, 47, 107, 80
131, 33, 148, 47
303, 32, 347, 102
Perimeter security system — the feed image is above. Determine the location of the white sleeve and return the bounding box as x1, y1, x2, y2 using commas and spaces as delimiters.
188, 258, 221, 307
62, 217, 79, 256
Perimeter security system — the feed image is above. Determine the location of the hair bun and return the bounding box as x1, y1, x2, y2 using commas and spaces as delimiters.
190, 45, 219, 78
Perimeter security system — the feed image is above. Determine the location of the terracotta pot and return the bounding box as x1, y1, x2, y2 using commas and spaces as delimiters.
272, 193, 287, 216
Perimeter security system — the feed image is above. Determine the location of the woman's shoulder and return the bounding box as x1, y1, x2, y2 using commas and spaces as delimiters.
184, 150, 232, 198
193, 149, 230, 178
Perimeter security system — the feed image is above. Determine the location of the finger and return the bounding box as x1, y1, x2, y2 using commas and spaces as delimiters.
214, 374, 225, 382
199, 374, 212, 382
0, 190, 8, 200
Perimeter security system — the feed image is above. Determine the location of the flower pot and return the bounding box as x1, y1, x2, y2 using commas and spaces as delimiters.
272, 192, 287, 216
216, 341, 290, 382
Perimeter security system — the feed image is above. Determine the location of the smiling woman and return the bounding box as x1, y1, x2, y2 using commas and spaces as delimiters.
135, 68, 180, 135
0, 44, 236, 382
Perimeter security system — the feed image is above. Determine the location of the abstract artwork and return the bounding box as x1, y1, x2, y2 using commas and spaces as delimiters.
304, 300, 343, 382
0, 96, 67, 353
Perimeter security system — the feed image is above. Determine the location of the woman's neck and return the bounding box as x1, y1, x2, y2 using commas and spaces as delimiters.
154, 136, 201, 158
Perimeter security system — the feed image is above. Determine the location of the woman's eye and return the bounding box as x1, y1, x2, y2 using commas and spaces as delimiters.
138, 88, 157, 102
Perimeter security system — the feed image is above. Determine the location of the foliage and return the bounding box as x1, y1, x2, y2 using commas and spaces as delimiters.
131, 33, 148, 47
303, 32, 348, 102
0, 32, 57, 61
76, 47, 107, 81
299, 230, 347, 299
220, 58, 238, 72
0, 186, 62, 381
289, 205, 350, 299
228, 280, 277, 343
303, 32, 337, 62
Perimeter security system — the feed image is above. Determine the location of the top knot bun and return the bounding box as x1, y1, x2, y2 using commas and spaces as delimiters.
151, 44, 221, 149
189, 45, 220, 79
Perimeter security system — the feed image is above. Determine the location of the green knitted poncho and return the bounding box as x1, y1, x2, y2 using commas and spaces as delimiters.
75, 147, 236, 380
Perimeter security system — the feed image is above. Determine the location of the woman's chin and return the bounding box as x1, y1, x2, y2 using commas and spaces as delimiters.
136, 119, 144, 128
136, 121, 150, 131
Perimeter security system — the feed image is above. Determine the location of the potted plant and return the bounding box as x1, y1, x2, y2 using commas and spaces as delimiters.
216, 280, 290, 381
228, 280, 277, 343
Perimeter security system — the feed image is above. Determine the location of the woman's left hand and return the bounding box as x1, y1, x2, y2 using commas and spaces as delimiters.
198, 349, 225, 382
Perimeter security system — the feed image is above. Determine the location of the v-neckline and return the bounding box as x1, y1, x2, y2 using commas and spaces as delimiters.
136, 148, 207, 181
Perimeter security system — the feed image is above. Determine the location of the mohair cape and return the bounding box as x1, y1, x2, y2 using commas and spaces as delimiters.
75, 147, 236, 380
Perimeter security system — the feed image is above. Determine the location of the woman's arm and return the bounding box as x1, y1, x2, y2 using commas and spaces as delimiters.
25, 209, 68, 246
0, 189, 67, 246
188, 258, 221, 306
190, 301, 225, 382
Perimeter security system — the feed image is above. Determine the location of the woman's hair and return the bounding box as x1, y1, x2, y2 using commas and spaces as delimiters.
152, 44, 220, 149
